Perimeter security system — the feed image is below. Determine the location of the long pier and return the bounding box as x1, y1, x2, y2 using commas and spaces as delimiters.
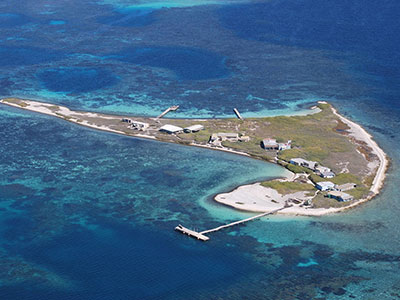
156, 105, 179, 120
175, 205, 289, 241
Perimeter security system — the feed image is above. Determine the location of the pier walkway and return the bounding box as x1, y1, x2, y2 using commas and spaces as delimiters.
175, 205, 290, 241
156, 105, 179, 120
233, 108, 244, 120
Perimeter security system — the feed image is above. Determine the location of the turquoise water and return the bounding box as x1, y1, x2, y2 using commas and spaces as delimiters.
1, 0, 400, 298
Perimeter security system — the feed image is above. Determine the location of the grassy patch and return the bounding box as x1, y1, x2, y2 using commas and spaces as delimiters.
285, 163, 313, 174
261, 181, 316, 195
347, 186, 369, 199
3, 98, 28, 107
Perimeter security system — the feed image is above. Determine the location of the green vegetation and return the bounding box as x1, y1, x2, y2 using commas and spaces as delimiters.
261, 181, 316, 195
286, 163, 313, 174
347, 186, 369, 199
3, 98, 28, 107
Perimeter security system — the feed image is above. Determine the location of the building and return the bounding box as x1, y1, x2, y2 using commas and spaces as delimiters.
159, 124, 183, 134
262, 139, 291, 150
316, 181, 335, 191
290, 158, 318, 170
315, 166, 335, 178
261, 138, 279, 150
184, 124, 204, 133
320, 171, 335, 178
210, 133, 239, 142
278, 140, 292, 150
327, 191, 354, 202
122, 118, 132, 123
239, 135, 250, 142
335, 183, 357, 192
131, 121, 149, 131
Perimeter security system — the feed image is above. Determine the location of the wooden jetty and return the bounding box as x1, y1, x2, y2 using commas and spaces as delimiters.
175, 224, 210, 241
175, 205, 289, 241
156, 105, 179, 120
233, 108, 244, 120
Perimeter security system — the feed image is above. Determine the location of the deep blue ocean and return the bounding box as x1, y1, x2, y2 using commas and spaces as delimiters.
1, 0, 400, 299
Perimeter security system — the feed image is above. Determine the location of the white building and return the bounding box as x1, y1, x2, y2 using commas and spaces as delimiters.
335, 183, 357, 192
159, 124, 183, 134
316, 181, 335, 191
184, 124, 204, 133
131, 121, 149, 131
327, 191, 354, 202
290, 158, 318, 170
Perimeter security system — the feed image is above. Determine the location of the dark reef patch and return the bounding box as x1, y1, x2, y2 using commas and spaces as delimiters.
36, 67, 120, 93
310, 221, 386, 233
0, 46, 66, 67
0, 13, 31, 27
110, 46, 229, 80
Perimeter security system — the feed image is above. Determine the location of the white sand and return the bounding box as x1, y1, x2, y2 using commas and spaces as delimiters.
331, 105, 388, 194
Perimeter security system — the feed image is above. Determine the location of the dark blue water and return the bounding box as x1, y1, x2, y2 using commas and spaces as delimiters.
111, 46, 229, 80
98, 8, 156, 27
1, 0, 400, 298
37, 67, 120, 93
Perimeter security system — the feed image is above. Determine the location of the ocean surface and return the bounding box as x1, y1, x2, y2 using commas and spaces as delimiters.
0, 0, 399, 299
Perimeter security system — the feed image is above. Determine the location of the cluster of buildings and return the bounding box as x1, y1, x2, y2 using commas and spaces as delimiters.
208, 133, 250, 145
290, 158, 335, 178
122, 118, 149, 131
315, 182, 357, 202
261, 138, 292, 151
158, 124, 205, 134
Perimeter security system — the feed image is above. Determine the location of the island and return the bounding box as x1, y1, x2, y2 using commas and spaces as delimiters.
0, 97, 388, 216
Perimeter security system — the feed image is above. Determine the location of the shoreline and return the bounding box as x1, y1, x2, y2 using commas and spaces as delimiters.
0, 98, 389, 216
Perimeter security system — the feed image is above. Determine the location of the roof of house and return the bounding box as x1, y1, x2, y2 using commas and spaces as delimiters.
336, 183, 357, 190
290, 158, 308, 164
316, 166, 331, 172
185, 124, 204, 131
132, 121, 149, 126
262, 138, 277, 145
321, 171, 335, 177
317, 181, 335, 187
217, 133, 239, 138
328, 191, 353, 200
159, 124, 183, 133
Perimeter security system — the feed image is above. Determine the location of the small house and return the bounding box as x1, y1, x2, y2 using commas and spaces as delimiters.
290, 158, 318, 170
184, 124, 204, 133
217, 133, 239, 142
327, 191, 354, 202
316, 181, 335, 191
278, 140, 292, 150
335, 183, 357, 192
261, 138, 278, 150
239, 135, 250, 142
320, 171, 335, 178
131, 121, 149, 131
262, 139, 291, 150
122, 118, 132, 123
159, 124, 183, 134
